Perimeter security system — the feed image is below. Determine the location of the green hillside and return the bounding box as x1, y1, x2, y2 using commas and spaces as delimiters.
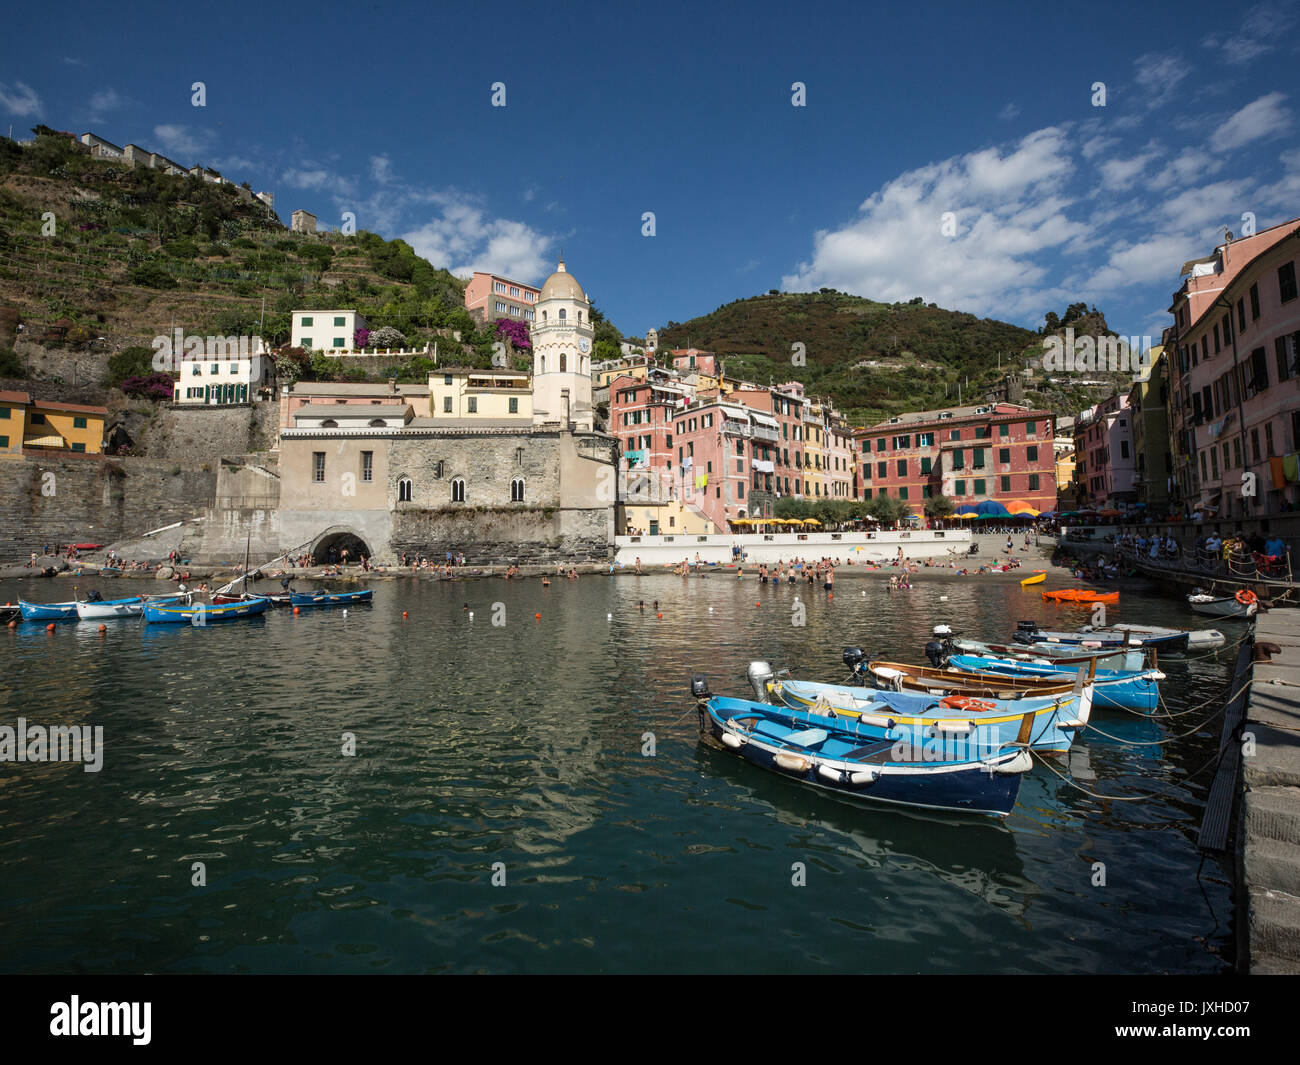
658, 291, 1133, 426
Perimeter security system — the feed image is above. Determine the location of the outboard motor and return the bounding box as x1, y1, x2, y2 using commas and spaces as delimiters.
926, 624, 955, 667
690, 675, 711, 701
746, 661, 775, 702
1013, 619, 1038, 645
842, 647, 866, 674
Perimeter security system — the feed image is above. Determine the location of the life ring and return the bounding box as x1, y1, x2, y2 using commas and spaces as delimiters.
1235, 589, 1257, 605
940, 695, 997, 713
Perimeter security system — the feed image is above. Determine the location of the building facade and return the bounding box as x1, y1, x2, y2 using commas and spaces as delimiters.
855, 403, 1057, 516
1074, 394, 1137, 510
463, 272, 540, 324
1165, 219, 1300, 520
292, 310, 367, 353
530, 262, 594, 431
0, 392, 107, 455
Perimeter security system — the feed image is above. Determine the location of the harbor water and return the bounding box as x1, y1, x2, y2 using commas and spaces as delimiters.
0, 574, 1238, 973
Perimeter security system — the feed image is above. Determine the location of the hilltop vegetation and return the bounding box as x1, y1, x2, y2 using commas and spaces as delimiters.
657, 291, 1133, 425
0, 130, 518, 394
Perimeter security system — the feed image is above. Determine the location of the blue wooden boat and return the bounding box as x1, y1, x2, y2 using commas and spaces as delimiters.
948, 653, 1161, 712
947, 636, 1150, 673
1012, 621, 1189, 654
76, 593, 188, 620
767, 675, 1089, 754
143, 597, 270, 623
18, 598, 79, 621
697, 694, 1033, 817
287, 589, 373, 608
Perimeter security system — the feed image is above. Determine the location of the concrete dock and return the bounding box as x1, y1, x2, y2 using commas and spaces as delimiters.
1239, 607, 1300, 974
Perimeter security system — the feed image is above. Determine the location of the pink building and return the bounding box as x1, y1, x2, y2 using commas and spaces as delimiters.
463, 272, 540, 324
1166, 218, 1300, 519
1073, 394, 1136, 510
670, 349, 719, 376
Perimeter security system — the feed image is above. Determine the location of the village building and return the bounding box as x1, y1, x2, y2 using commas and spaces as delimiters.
463, 272, 540, 324
0, 391, 107, 455
172, 340, 275, 404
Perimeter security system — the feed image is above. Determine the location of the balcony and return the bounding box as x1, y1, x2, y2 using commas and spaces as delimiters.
753, 425, 780, 442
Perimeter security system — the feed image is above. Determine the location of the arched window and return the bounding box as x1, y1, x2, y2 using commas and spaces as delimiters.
369, 418, 386, 427
451, 477, 466, 503
397, 477, 413, 502
541, 310, 547, 321
515, 447, 525, 466
578, 311, 583, 322
560, 353, 566, 372
321, 418, 338, 427
539, 353, 546, 373
558, 308, 566, 321
511, 477, 525, 502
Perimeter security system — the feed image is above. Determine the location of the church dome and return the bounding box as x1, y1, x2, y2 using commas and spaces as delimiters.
539, 261, 586, 303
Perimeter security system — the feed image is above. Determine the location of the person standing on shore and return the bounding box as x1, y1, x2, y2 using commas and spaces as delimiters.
824, 565, 834, 592
635, 557, 642, 574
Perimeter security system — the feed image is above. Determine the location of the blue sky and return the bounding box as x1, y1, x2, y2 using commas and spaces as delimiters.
1, 0, 1297, 343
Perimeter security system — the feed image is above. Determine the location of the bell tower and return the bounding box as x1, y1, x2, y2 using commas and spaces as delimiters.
531, 260, 594, 431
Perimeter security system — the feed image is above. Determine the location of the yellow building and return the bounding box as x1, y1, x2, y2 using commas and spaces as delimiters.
0, 390, 27, 456
595, 356, 651, 389
617, 498, 714, 536
429, 367, 532, 421
0, 392, 107, 455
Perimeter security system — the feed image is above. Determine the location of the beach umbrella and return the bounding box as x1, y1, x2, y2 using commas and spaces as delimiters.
975, 499, 1010, 516
804, 518, 822, 526
1005, 499, 1035, 514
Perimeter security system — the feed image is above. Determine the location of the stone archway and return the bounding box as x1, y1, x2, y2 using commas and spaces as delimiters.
311, 527, 373, 564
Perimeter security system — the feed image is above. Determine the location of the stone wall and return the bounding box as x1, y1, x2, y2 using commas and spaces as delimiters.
390, 505, 609, 564
147, 402, 280, 459
0, 454, 216, 561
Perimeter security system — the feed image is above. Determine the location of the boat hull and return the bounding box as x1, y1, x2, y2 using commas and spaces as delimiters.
948, 654, 1159, 712
1186, 595, 1255, 620
18, 599, 78, 621
950, 638, 1149, 673
700, 696, 1029, 817
287, 590, 373, 608
143, 598, 270, 623
771, 678, 1089, 754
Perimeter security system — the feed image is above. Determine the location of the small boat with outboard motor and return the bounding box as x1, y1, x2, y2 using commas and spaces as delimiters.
691, 678, 1034, 817
142, 597, 270, 623
75, 591, 190, 620
1011, 620, 1190, 654
946, 653, 1161, 712
1187, 588, 1258, 620
926, 625, 1152, 673
746, 657, 1091, 755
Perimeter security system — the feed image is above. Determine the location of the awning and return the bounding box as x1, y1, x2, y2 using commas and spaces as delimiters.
753, 459, 775, 473
749, 412, 779, 429
24, 434, 67, 448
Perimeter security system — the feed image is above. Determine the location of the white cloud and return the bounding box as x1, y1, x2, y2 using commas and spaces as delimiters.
1133, 53, 1188, 109
1206, 3, 1296, 64
1208, 92, 1291, 151
0, 81, 43, 118
1147, 146, 1225, 190
152, 123, 213, 160
782, 127, 1086, 319
369, 154, 392, 184
1083, 232, 1202, 291
1081, 134, 1119, 160
402, 196, 551, 280
998, 102, 1021, 121
1098, 144, 1162, 190
88, 87, 125, 115
1157, 179, 1255, 233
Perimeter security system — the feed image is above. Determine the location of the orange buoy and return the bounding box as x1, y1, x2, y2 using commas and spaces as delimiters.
6, 620, 16, 629
98, 624, 107, 634
402, 611, 409, 618
293, 607, 300, 615
657, 612, 662, 618
755, 602, 761, 608
535, 612, 541, 620
828, 592, 834, 600
46, 623, 55, 632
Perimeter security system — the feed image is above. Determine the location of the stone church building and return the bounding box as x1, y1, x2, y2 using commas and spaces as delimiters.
276, 262, 618, 563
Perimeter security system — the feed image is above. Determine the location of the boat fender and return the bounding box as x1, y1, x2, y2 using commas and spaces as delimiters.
935, 720, 974, 735
774, 752, 810, 772
721, 732, 743, 749
857, 713, 895, 729
817, 764, 842, 784
849, 770, 877, 786
993, 750, 1034, 775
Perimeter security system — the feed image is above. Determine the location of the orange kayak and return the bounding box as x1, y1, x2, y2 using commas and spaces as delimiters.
1041, 589, 1119, 603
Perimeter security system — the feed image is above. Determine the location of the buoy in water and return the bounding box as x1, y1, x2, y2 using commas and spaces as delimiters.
98, 624, 106, 634
657, 612, 662, 618
607, 613, 612, 620
402, 611, 408, 618
755, 602, 761, 608
939, 595, 949, 602
46, 623, 55, 632
293, 607, 300, 615
535, 612, 541, 620
342, 609, 347, 617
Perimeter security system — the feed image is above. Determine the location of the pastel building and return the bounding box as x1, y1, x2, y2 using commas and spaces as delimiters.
1074, 394, 1137, 509
1165, 218, 1300, 519
856, 403, 1057, 516
464, 272, 540, 324
279, 381, 433, 432
0, 391, 107, 455
292, 310, 367, 353
1128, 346, 1172, 513
173, 341, 274, 404
429, 367, 532, 422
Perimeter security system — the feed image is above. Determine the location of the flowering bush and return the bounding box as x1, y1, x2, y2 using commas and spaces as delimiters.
121, 373, 177, 402
354, 327, 370, 349
494, 317, 531, 351
369, 325, 406, 349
